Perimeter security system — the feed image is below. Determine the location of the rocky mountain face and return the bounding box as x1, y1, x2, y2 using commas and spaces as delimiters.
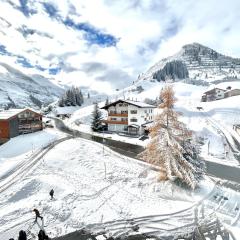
139, 43, 240, 85
0, 62, 64, 109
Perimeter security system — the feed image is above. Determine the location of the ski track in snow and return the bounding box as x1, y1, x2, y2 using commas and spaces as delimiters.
0, 137, 239, 239
0, 137, 215, 239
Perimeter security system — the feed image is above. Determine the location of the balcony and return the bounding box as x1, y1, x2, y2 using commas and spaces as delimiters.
102, 120, 128, 125
108, 112, 128, 117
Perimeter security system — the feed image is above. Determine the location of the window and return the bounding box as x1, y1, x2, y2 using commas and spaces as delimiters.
121, 110, 128, 114
119, 103, 123, 107
130, 118, 137, 122
121, 118, 127, 122
130, 110, 137, 114
144, 110, 147, 113
111, 118, 117, 121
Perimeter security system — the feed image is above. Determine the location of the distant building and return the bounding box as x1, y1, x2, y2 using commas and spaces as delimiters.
201, 88, 225, 102
201, 86, 240, 102
54, 107, 74, 119
101, 99, 156, 136
0, 108, 43, 144
224, 89, 240, 98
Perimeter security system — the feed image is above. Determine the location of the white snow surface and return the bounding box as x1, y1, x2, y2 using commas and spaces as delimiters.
0, 129, 66, 179
0, 136, 213, 239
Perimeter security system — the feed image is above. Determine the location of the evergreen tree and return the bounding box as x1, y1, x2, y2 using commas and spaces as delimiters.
88, 92, 90, 99
105, 98, 109, 106
91, 103, 103, 132
139, 86, 205, 189
58, 96, 65, 107
79, 89, 84, 104
75, 87, 82, 106
153, 60, 189, 82
58, 86, 84, 107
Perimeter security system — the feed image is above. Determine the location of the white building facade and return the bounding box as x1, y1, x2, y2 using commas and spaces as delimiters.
101, 100, 155, 135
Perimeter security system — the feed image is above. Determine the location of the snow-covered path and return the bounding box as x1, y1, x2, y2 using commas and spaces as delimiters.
0, 138, 213, 239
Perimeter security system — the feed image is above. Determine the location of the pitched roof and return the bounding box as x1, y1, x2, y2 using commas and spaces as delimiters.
101, 99, 156, 109
203, 88, 225, 95
0, 108, 41, 120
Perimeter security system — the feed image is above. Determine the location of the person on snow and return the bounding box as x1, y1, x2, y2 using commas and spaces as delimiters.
18, 230, 27, 240
33, 208, 43, 222
49, 189, 54, 200
38, 229, 49, 240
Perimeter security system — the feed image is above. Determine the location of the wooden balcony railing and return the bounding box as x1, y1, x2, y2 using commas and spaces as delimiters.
108, 112, 128, 117
102, 120, 128, 125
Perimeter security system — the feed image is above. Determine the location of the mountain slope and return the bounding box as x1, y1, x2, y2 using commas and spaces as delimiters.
0, 63, 64, 108
139, 43, 240, 84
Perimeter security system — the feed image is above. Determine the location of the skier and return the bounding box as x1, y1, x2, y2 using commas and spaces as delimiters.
33, 208, 43, 222
49, 189, 54, 200
18, 230, 27, 240
38, 229, 49, 240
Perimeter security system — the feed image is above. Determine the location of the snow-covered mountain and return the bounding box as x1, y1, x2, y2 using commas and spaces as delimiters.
0, 62, 64, 108
138, 43, 240, 85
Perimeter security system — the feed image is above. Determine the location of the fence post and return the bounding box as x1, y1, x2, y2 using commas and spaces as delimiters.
201, 202, 205, 219
194, 207, 198, 226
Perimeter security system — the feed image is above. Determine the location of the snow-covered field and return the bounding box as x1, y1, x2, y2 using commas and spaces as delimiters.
0, 135, 215, 239
0, 128, 66, 180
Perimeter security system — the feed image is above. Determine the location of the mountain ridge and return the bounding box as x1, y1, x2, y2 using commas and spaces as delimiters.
0, 62, 64, 109
138, 42, 240, 84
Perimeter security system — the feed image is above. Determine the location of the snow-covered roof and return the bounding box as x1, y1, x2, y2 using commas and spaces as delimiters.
124, 100, 156, 108
203, 88, 226, 95
101, 99, 156, 109
0, 109, 24, 120
0, 108, 41, 120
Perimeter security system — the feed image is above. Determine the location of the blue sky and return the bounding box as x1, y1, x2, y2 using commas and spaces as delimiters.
0, 0, 240, 93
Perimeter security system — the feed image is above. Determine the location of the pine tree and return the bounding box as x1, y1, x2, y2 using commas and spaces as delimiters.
75, 87, 82, 106
79, 89, 84, 104
58, 87, 84, 107
139, 86, 205, 189
87, 92, 90, 99
58, 96, 65, 107
91, 103, 103, 132
71, 87, 77, 106
105, 98, 109, 106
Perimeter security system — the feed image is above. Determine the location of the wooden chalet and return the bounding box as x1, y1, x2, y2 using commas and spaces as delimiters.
0, 108, 43, 144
